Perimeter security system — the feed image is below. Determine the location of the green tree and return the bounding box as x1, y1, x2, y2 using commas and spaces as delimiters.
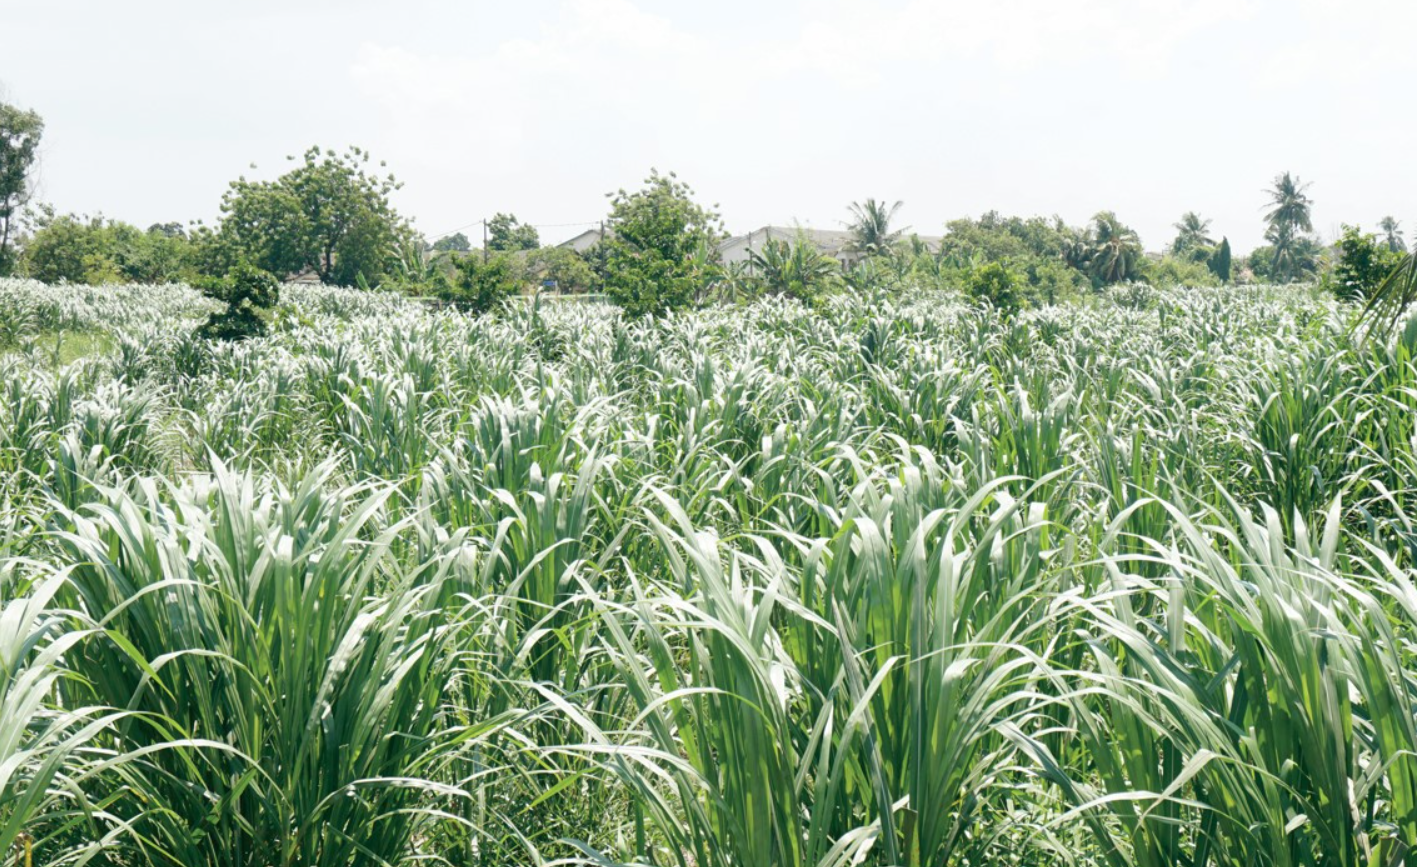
1379, 216, 1406, 253
431, 232, 470, 253
747, 234, 839, 301
443, 251, 524, 313
1265, 171, 1314, 237
486, 213, 539, 251
22, 213, 196, 284
846, 198, 905, 258
196, 262, 281, 341
1171, 211, 1214, 260
1323, 224, 1403, 301
0, 102, 43, 275
217, 146, 411, 286
602, 169, 724, 317
1209, 236, 1232, 283
525, 246, 594, 293
966, 261, 1024, 311
1263, 171, 1316, 282
1087, 211, 1143, 286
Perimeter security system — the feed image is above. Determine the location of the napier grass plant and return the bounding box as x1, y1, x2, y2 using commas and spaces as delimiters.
3, 275, 1417, 866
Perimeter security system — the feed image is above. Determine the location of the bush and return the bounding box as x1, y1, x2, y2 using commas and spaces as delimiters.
443, 252, 524, 313
967, 261, 1024, 311
1143, 255, 1221, 289
1322, 224, 1404, 301
602, 170, 724, 317
195, 262, 280, 340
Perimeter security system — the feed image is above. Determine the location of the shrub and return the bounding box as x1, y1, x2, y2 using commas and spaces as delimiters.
602, 170, 724, 316
967, 260, 1024, 311
444, 251, 524, 313
195, 261, 280, 340
1322, 224, 1404, 300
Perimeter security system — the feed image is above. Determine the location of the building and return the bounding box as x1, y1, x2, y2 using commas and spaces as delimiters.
720, 226, 942, 269
558, 224, 941, 268
557, 227, 606, 253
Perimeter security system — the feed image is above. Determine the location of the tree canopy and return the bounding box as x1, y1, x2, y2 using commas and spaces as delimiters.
0, 102, 43, 275
486, 213, 539, 251
601, 169, 724, 316
215, 146, 412, 287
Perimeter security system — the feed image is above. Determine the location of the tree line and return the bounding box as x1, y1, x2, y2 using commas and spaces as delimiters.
1, 98, 1411, 319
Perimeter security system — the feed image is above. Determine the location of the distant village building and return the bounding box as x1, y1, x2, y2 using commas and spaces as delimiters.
560, 225, 941, 269
558, 227, 606, 253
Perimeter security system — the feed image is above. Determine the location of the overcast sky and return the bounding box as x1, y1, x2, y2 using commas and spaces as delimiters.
4, 0, 1415, 252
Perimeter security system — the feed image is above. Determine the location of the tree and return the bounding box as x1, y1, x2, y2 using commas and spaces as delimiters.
196, 262, 281, 341
431, 232, 470, 253
1171, 212, 1214, 260
845, 199, 905, 258
1262, 172, 1317, 283
747, 234, 840, 301
602, 169, 724, 317
1379, 216, 1406, 254
966, 261, 1024, 311
525, 246, 594, 293
1209, 237, 1232, 283
0, 102, 43, 275
216, 146, 411, 286
486, 213, 539, 251
21, 212, 198, 284
1264, 172, 1313, 237
1087, 211, 1143, 286
442, 252, 524, 313
1323, 225, 1403, 301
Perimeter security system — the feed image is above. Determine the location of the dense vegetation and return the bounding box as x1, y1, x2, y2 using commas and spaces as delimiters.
4, 276, 1417, 866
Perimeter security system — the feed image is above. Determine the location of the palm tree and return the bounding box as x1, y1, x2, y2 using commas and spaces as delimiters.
1379, 216, 1406, 253
845, 199, 905, 258
1264, 172, 1314, 238
1171, 212, 1214, 258
748, 235, 839, 300
1088, 211, 1143, 285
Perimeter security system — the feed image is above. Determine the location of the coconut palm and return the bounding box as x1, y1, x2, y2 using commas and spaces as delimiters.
1379, 216, 1406, 253
1264, 171, 1314, 238
1171, 211, 1214, 259
845, 198, 905, 258
1088, 211, 1143, 285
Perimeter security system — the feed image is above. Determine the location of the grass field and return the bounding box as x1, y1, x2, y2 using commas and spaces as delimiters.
3, 276, 1417, 866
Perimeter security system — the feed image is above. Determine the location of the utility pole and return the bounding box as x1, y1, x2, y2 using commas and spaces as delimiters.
482, 219, 489, 262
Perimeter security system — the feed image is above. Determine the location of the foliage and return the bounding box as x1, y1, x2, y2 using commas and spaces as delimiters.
1170, 211, 1214, 260
845, 198, 905, 258
431, 231, 470, 253
20, 212, 197, 285
442, 250, 524, 312
195, 261, 280, 340
0, 102, 43, 275
1143, 253, 1222, 288
216, 145, 411, 287
746, 234, 841, 300
525, 245, 595, 293
1086, 210, 1144, 285
965, 259, 1024, 309
1379, 216, 1406, 253
1264, 172, 1318, 283
1209, 236, 1232, 283
486, 212, 539, 251
601, 169, 724, 316
1322, 224, 1404, 301
8, 277, 1417, 867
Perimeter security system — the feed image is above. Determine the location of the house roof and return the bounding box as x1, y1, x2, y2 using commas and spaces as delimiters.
721, 226, 942, 255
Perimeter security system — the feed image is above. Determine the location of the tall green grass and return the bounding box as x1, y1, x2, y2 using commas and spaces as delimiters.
1, 277, 1416, 866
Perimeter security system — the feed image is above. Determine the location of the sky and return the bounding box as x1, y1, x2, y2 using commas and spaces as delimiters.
3, 0, 1415, 253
